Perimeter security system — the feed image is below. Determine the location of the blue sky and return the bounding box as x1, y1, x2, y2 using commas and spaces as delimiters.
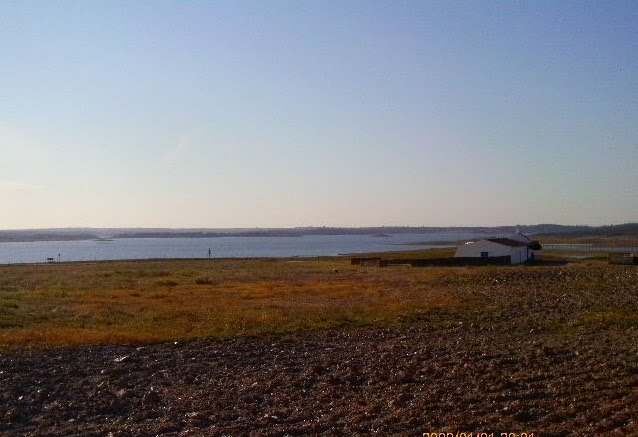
1, 0, 637, 228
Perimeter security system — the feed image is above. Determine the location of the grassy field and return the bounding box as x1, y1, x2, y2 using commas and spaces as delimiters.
4, 252, 638, 435
0, 258, 471, 348
537, 234, 638, 246
1, 254, 637, 349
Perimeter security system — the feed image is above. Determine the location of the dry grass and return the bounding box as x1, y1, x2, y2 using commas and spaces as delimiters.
2, 258, 637, 350
0, 259, 468, 348
537, 234, 638, 246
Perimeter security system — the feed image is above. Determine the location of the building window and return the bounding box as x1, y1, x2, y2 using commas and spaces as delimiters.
480, 251, 489, 258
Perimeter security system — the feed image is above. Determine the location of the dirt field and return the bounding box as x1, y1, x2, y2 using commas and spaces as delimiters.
1, 261, 638, 435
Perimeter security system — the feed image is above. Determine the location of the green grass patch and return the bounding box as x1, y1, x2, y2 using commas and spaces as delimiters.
154, 279, 179, 287
560, 311, 638, 334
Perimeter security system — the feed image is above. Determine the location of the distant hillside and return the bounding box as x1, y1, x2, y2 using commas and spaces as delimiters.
555, 223, 638, 237
0, 230, 100, 243
1, 224, 636, 243
111, 224, 637, 239
111, 226, 543, 239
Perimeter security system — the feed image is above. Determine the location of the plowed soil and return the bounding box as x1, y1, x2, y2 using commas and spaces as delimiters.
2, 264, 638, 436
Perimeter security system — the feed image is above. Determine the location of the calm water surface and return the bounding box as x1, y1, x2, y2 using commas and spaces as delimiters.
0, 232, 492, 264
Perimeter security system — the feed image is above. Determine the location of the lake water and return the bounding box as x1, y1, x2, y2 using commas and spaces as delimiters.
0, 232, 495, 264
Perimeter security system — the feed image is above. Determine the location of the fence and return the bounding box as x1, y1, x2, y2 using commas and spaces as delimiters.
542, 244, 638, 253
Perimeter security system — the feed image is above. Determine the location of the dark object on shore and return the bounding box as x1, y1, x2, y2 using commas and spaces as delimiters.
351, 256, 511, 267
527, 241, 543, 251
350, 257, 387, 267
608, 253, 638, 265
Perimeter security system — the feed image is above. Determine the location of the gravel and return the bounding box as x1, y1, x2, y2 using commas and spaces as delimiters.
2, 321, 637, 436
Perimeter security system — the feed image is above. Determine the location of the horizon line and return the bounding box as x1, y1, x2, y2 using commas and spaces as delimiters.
1, 223, 636, 232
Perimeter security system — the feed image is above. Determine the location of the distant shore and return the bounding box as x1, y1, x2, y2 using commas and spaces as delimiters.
1, 223, 637, 243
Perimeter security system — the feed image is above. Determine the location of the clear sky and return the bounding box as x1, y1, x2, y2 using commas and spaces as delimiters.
1, 0, 637, 229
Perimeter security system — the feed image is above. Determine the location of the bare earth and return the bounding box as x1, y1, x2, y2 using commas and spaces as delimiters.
2, 264, 638, 436
2, 326, 637, 436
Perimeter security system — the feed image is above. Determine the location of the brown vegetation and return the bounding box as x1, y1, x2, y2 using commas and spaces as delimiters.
0, 258, 465, 348
1, 259, 638, 435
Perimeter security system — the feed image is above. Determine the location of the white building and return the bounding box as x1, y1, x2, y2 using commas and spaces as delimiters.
454, 234, 541, 265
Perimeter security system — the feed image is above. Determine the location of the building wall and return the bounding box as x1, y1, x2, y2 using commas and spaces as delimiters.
454, 240, 530, 264
455, 240, 512, 258
510, 246, 529, 264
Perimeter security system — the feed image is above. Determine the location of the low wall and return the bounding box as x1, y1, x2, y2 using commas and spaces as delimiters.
351, 256, 511, 267
350, 257, 388, 267
608, 253, 638, 265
